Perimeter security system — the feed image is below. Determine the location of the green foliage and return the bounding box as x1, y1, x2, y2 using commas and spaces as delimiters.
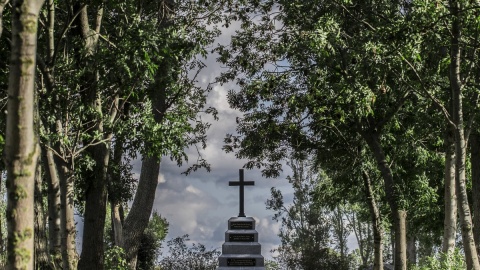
137, 212, 169, 270
265, 260, 281, 270
411, 250, 466, 270
267, 160, 350, 270
159, 235, 220, 270
104, 246, 129, 270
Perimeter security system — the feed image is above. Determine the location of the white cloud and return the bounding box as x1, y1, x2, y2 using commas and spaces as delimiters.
158, 173, 165, 183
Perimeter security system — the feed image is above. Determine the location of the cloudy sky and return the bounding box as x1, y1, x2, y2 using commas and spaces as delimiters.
73, 18, 361, 262
146, 24, 294, 259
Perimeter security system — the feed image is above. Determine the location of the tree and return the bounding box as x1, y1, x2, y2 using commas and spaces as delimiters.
4, 0, 44, 269
158, 235, 220, 270
220, 1, 427, 269
448, 1, 479, 267
136, 212, 168, 270
267, 160, 350, 270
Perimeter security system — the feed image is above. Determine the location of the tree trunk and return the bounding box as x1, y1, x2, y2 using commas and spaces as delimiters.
34, 156, 49, 269
4, 0, 44, 269
0, 0, 9, 38
44, 146, 62, 266
449, 1, 480, 268
110, 133, 125, 247
59, 159, 76, 270
406, 235, 416, 266
363, 131, 407, 270
471, 132, 480, 255
0, 174, 4, 259
77, 142, 110, 270
443, 125, 457, 254
362, 170, 383, 270
112, 203, 124, 247
75, 4, 110, 269
122, 157, 161, 268
122, 2, 171, 263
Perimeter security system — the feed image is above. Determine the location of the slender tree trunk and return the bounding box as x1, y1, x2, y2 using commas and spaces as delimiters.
34, 157, 49, 269
59, 160, 76, 270
43, 146, 62, 266
112, 203, 124, 247
0, 0, 9, 38
406, 235, 416, 266
471, 133, 480, 255
122, 2, 171, 264
363, 132, 407, 270
122, 157, 161, 268
0, 174, 4, 259
78, 142, 110, 270
4, 0, 44, 269
110, 138, 125, 247
443, 125, 457, 254
449, 2, 480, 268
75, 4, 110, 269
362, 170, 383, 270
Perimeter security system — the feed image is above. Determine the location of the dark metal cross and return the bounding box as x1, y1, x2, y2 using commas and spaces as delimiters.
229, 169, 255, 217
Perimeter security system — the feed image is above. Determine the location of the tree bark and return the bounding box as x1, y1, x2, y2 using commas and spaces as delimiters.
0, 175, 4, 259
122, 157, 161, 268
34, 156, 49, 269
471, 132, 480, 255
112, 203, 124, 247
59, 158, 76, 270
406, 235, 416, 266
121, 3, 172, 266
75, 3, 110, 269
0, 0, 9, 38
363, 131, 407, 270
77, 142, 110, 270
110, 138, 125, 248
449, 1, 480, 268
362, 170, 383, 270
43, 146, 62, 266
4, 0, 44, 269
443, 125, 457, 254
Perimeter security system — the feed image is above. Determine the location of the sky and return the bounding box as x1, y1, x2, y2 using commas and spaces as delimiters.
74, 18, 358, 262
73, 23, 295, 259
145, 24, 295, 259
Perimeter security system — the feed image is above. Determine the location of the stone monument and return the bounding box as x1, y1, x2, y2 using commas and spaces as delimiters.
217, 169, 266, 269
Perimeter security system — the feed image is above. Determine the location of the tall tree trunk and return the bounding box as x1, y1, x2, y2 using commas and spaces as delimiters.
449, 1, 480, 268
112, 203, 124, 247
0, 174, 4, 259
122, 68, 167, 267
0, 0, 9, 38
75, 3, 110, 269
122, 2, 172, 265
110, 138, 125, 248
122, 157, 161, 268
443, 125, 457, 254
4, 0, 44, 269
406, 235, 416, 266
471, 132, 480, 255
77, 142, 110, 270
34, 156, 49, 269
44, 146, 62, 266
59, 160, 76, 269
362, 170, 383, 270
363, 132, 407, 270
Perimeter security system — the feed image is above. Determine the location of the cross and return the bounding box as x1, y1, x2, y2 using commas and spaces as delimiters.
229, 169, 254, 217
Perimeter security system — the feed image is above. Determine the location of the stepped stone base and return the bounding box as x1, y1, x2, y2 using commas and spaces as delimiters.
218, 216, 265, 269
222, 242, 262, 254
219, 254, 265, 267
